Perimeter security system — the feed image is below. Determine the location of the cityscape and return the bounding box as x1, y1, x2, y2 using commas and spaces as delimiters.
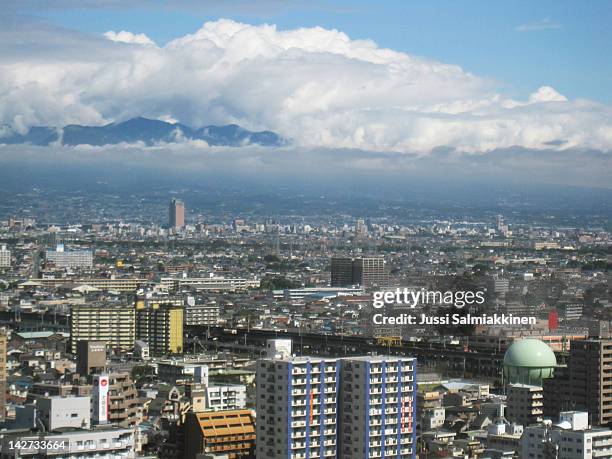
1, 1, 612, 459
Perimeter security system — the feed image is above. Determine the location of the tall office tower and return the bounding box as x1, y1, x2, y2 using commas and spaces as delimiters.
0, 333, 6, 422
70, 304, 136, 353
543, 339, 612, 426
256, 354, 417, 459
45, 244, 93, 268
505, 384, 544, 426
331, 257, 355, 287
256, 356, 340, 459
135, 301, 184, 355
354, 256, 388, 288
339, 356, 416, 459
0, 244, 10, 268
169, 198, 185, 229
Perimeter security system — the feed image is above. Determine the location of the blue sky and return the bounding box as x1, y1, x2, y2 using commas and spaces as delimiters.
30, 0, 612, 103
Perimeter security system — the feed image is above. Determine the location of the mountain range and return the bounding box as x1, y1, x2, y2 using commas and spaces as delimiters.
0, 117, 284, 147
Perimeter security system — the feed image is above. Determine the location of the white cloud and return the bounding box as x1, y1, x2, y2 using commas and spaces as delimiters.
515, 18, 562, 32
0, 19, 611, 154
104, 30, 156, 46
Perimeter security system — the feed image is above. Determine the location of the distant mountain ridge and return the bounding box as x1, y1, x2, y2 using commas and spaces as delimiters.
0, 117, 284, 147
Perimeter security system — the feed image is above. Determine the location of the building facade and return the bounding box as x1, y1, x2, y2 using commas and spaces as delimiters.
256, 355, 416, 459
331, 256, 388, 289
70, 304, 135, 354
506, 384, 544, 426
183, 410, 256, 459
135, 301, 184, 356
45, 244, 93, 269
169, 198, 185, 229
0, 245, 10, 268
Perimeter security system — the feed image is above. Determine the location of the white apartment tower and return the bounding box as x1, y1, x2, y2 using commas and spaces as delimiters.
256, 353, 417, 459
339, 356, 416, 459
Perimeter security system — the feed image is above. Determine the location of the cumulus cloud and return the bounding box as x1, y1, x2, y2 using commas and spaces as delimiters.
0, 19, 611, 154
104, 30, 156, 46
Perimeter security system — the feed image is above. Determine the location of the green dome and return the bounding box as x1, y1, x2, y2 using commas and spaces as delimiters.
503, 339, 557, 385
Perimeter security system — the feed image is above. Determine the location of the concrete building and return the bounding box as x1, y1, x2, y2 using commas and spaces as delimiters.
45, 244, 93, 269
256, 356, 339, 459
169, 198, 185, 230
107, 373, 141, 428
70, 304, 135, 353
206, 384, 247, 411
0, 244, 10, 268
0, 426, 136, 458
133, 340, 150, 360
331, 257, 355, 287
184, 297, 220, 327
544, 339, 612, 426
339, 356, 416, 459
135, 300, 183, 356
160, 277, 259, 292
37, 396, 91, 430
521, 411, 612, 459
157, 360, 209, 384
256, 354, 416, 459
331, 256, 388, 288
183, 410, 256, 459
0, 333, 6, 423
76, 340, 106, 376
506, 384, 544, 426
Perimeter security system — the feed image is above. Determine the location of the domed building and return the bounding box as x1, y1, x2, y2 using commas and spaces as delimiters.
503, 339, 557, 385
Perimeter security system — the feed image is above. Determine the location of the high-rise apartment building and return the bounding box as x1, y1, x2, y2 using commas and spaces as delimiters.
0, 333, 6, 422
45, 244, 93, 268
70, 304, 135, 353
169, 198, 185, 229
543, 339, 612, 426
331, 256, 388, 288
256, 356, 340, 459
256, 351, 416, 459
0, 244, 11, 268
135, 300, 184, 355
505, 384, 544, 426
339, 356, 416, 459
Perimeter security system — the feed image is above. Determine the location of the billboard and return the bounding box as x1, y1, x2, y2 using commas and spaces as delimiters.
92, 374, 109, 423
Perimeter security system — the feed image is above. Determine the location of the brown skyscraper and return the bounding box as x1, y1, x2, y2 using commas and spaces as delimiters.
169, 198, 185, 229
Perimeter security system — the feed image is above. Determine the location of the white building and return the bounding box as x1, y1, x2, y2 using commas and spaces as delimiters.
206, 384, 246, 411
46, 244, 93, 269
0, 244, 10, 268
0, 426, 135, 458
521, 411, 612, 459
339, 356, 416, 459
256, 356, 339, 459
37, 396, 91, 431
256, 353, 417, 459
